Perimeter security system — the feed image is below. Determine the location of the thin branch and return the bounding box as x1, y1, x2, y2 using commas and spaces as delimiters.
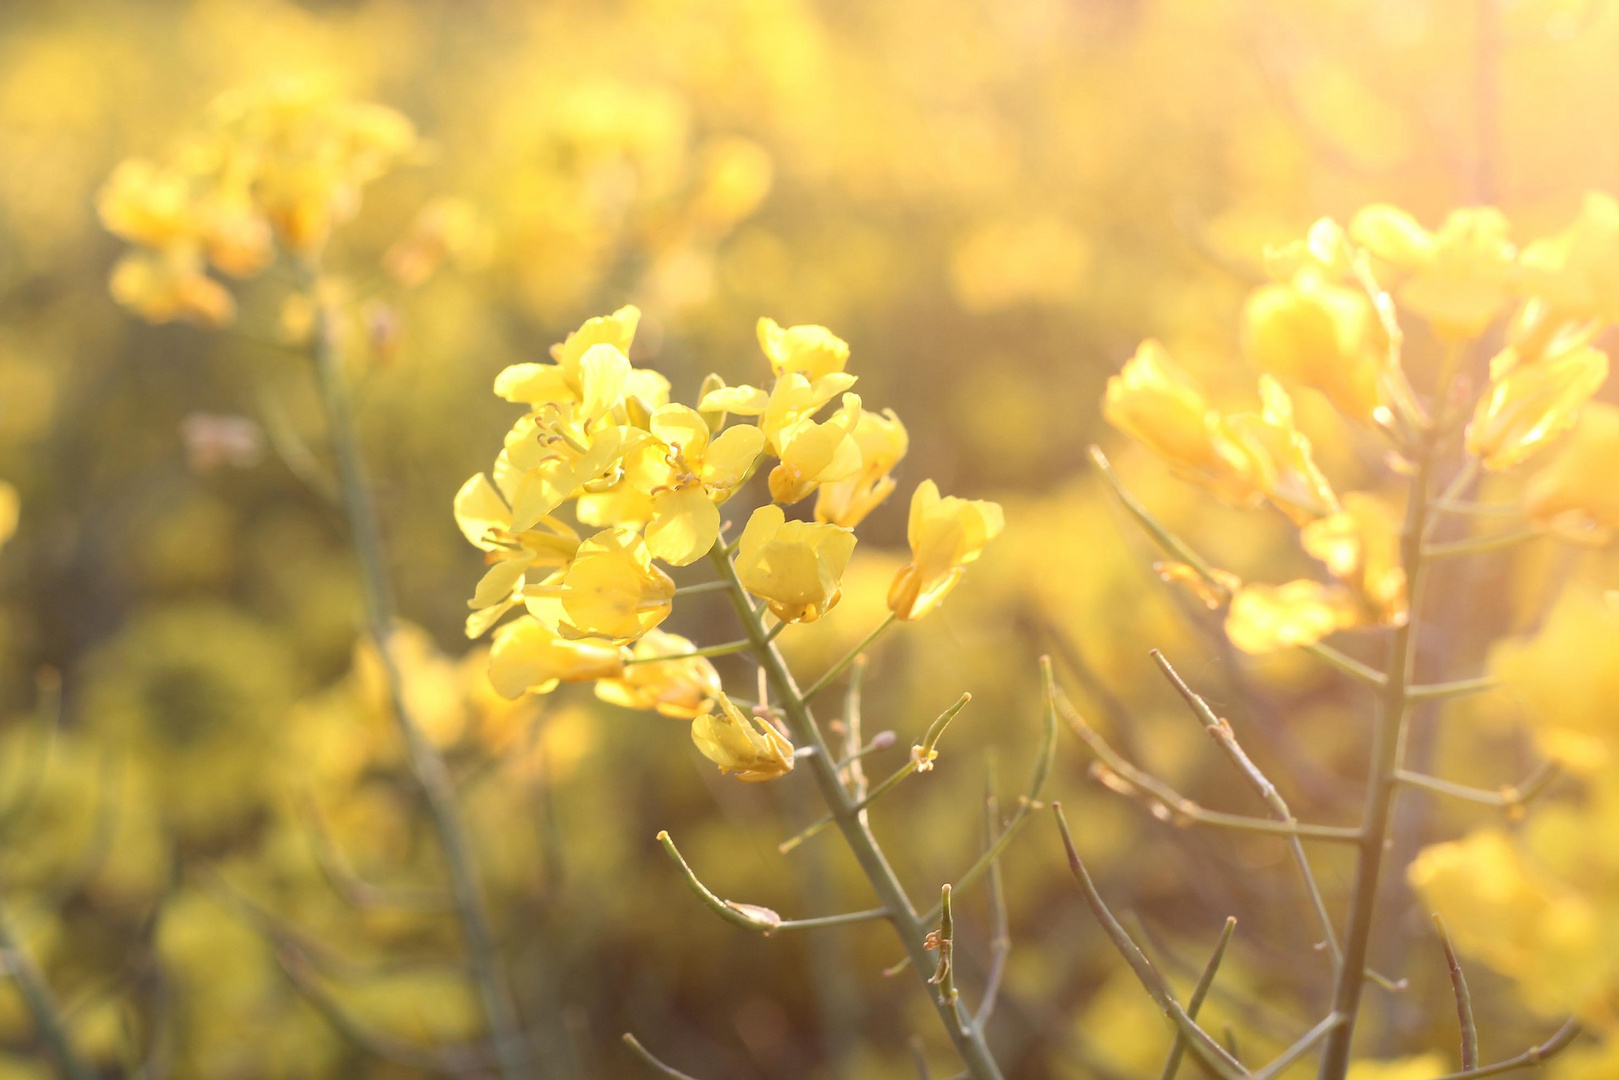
1433, 915, 1477, 1071
801, 613, 899, 703
673, 580, 731, 596
1302, 643, 1388, 687
1252, 1012, 1343, 1080
1151, 651, 1343, 969
927, 885, 958, 1005
1407, 675, 1500, 702
1424, 1018, 1580, 1079
623, 1033, 706, 1080
1052, 804, 1252, 1080
658, 830, 887, 934
1157, 916, 1236, 1080
1090, 446, 1231, 602
1394, 761, 1559, 813
973, 757, 1010, 1032
1055, 684, 1362, 844
623, 639, 752, 666
1423, 528, 1541, 559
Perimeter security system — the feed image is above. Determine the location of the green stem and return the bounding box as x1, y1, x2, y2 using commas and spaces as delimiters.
801, 613, 899, 703
1423, 528, 1540, 559
309, 276, 528, 1080
707, 546, 1006, 1080
1424, 1018, 1579, 1080
1433, 915, 1477, 1071
1302, 643, 1387, 688
622, 639, 753, 666
1316, 435, 1435, 1080
623, 1034, 705, 1080
1158, 917, 1236, 1080
0, 891, 96, 1080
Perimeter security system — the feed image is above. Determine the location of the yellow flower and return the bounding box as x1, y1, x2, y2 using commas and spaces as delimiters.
1300, 492, 1407, 626
499, 416, 653, 531
643, 406, 766, 565
1523, 402, 1619, 544
96, 158, 196, 249
109, 249, 236, 327
1224, 580, 1361, 654
1518, 191, 1619, 322
690, 692, 795, 782
768, 393, 864, 505
1262, 217, 1355, 280
1351, 204, 1515, 340
487, 615, 624, 699
547, 527, 676, 642
1466, 343, 1609, 470
1242, 269, 1384, 423
454, 471, 581, 638
1103, 340, 1263, 507
383, 196, 493, 287
887, 479, 1004, 621
493, 306, 644, 417
815, 408, 908, 528
0, 482, 17, 556
1221, 376, 1339, 524
1345, 1056, 1447, 1080
735, 504, 857, 623
595, 630, 722, 719
757, 317, 849, 381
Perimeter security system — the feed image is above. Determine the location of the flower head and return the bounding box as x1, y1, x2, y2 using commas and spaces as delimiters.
1300, 492, 1407, 626
689, 692, 794, 782
550, 528, 676, 642
735, 504, 856, 623
1517, 192, 1619, 323
1351, 205, 1515, 340
1242, 269, 1384, 424
815, 408, 908, 528
643, 405, 766, 565
1225, 580, 1360, 655
768, 393, 864, 505
1523, 402, 1619, 544
1466, 343, 1609, 471
757, 318, 850, 381
887, 480, 1004, 621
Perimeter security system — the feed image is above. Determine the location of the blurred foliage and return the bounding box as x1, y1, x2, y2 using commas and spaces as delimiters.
3, 0, 1619, 1078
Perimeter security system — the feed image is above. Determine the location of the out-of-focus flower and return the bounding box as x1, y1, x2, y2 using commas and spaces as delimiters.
1103, 340, 1264, 507
690, 137, 774, 232
887, 479, 1004, 621
180, 413, 264, 473
487, 615, 624, 699
1466, 343, 1609, 470
1523, 402, 1619, 544
735, 504, 856, 623
1263, 217, 1356, 280
1222, 376, 1339, 524
690, 692, 794, 782
383, 196, 493, 287
1300, 492, 1407, 626
547, 527, 675, 642
1242, 269, 1384, 423
97, 159, 197, 249
1518, 192, 1619, 323
1154, 561, 1241, 610
594, 630, 720, 719
768, 393, 863, 505
643, 405, 765, 565
109, 249, 236, 327
0, 481, 17, 556
757, 317, 849, 381
1351, 205, 1515, 339
815, 408, 908, 527
1224, 580, 1360, 654
948, 215, 1090, 313
1491, 586, 1619, 773
1345, 1056, 1449, 1080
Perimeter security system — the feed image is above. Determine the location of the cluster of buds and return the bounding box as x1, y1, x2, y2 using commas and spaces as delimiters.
1107, 200, 1619, 655
456, 306, 1003, 779
96, 79, 418, 327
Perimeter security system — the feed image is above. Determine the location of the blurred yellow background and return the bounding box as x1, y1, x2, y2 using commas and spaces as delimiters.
4, 0, 1619, 1077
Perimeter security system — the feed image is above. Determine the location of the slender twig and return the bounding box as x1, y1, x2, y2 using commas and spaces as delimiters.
1090, 446, 1230, 601
657, 831, 887, 933
707, 545, 1005, 1080
623, 1033, 706, 1080
622, 639, 752, 666
835, 731, 897, 770
1302, 643, 1387, 687
1253, 1013, 1343, 1080
927, 885, 958, 1004
1052, 804, 1252, 1080
1318, 408, 1437, 1080
1433, 915, 1477, 1071
1151, 651, 1343, 969
973, 757, 1010, 1032
673, 580, 731, 596
1157, 917, 1236, 1080
1423, 528, 1540, 559
1055, 685, 1361, 843
1394, 761, 1559, 812
306, 268, 526, 1080
801, 613, 899, 703
0, 889, 97, 1080
1423, 1018, 1580, 1080
1407, 676, 1500, 702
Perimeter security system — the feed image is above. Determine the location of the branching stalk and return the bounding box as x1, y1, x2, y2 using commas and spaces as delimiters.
1157, 916, 1236, 1080
706, 545, 1006, 1080
307, 272, 527, 1080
